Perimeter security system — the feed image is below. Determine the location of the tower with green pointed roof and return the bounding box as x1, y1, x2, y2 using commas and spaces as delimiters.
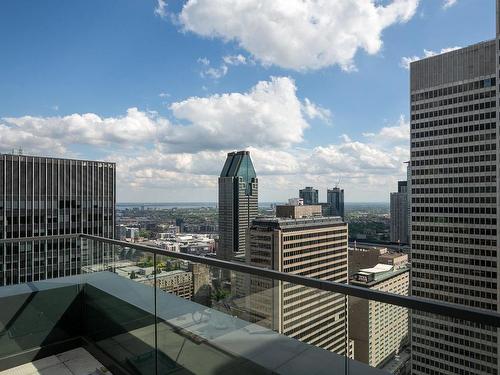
218, 151, 258, 261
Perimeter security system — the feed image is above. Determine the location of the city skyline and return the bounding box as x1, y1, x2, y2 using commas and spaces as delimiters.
0, 0, 495, 203
1, 1, 499, 375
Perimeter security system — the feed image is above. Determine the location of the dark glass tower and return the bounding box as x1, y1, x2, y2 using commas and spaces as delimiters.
0, 154, 116, 286
327, 187, 344, 219
217, 151, 258, 261
299, 186, 318, 205
390, 181, 408, 244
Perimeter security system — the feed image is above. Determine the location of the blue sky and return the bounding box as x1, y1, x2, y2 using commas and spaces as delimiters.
0, 0, 495, 202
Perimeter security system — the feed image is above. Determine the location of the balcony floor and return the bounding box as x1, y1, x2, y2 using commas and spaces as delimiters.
0, 348, 111, 375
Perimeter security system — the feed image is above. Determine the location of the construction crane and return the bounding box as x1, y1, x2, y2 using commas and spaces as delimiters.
334, 177, 342, 188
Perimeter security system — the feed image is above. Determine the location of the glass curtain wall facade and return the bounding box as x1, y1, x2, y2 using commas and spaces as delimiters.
0, 154, 115, 286
299, 187, 319, 205
327, 188, 345, 219
217, 151, 258, 261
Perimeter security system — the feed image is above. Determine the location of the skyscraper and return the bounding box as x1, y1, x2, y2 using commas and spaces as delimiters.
390, 180, 408, 244
327, 187, 345, 219
0, 154, 116, 286
299, 186, 318, 205
245, 206, 349, 354
405, 161, 412, 247
217, 151, 258, 261
410, 8, 499, 373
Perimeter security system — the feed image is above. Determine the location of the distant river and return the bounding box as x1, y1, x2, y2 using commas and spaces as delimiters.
117, 202, 217, 210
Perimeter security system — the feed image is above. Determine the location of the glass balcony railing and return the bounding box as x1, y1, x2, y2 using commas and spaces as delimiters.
0, 234, 499, 375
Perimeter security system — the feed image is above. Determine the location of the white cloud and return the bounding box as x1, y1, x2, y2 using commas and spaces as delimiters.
197, 57, 228, 79
1, 77, 409, 201
202, 65, 228, 79
197, 57, 210, 66
198, 55, 252, 80
222, 54, 249, 66
302, 98, 332, 124
1, 77, 322, 154
363, 115, 409, 142
400, 46, 461, 69
443, 0, 457, 9
3, 108, 165, 148
0, 123, 68, 156
158, 92, 170, 98
154, 0, 167, 18
114, 125, 409, 201
168, 76, 310, 151
176, 0, 419, 71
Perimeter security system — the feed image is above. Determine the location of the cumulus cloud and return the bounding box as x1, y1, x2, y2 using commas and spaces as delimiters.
116, 129, 409, 201
442, 0, 457, 9
363, 115, 409, 142
1, 77, 319, 154
302, 98, 332, 124
167, 76, 310, 151
0, 123, 68, 156
400, 46, 461, 69
0, 76, 409, 201
176, 0, 419, 71
3, 108, 166, 148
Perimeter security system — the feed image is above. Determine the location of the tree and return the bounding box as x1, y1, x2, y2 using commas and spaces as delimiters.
138, 229, 151, 238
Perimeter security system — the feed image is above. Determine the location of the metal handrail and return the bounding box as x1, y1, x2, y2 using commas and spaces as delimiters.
80, 234, 500, 328
1, 234, 499, 328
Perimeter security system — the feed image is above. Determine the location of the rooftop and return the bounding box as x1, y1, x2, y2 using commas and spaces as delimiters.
351, 264, 409, 287
252, 215, 345, 230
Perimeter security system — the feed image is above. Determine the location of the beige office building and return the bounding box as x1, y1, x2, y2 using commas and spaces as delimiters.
139, 270, 193, 300
349, 264, 409, 368
245, 206, 349, 354
410, 3, 500, 373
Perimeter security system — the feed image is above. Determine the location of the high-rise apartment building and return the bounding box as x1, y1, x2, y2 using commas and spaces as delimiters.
217, 151, 258, 261
245, 206, 349, 354
390, 180, 409, 244
349, 263, 409, 368
410, 7, 499, 373
327, 187, 345, 219
0, 154, 115, 286
299, 186, 318, 205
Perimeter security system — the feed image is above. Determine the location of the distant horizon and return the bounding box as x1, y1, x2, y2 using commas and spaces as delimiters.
117, 201, 390, 205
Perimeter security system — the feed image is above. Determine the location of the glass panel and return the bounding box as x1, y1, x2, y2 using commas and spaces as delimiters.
1, 236, 499, 375
150, 254, 351, 374
80, 238, 157, 375
0, 238, 82, 363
